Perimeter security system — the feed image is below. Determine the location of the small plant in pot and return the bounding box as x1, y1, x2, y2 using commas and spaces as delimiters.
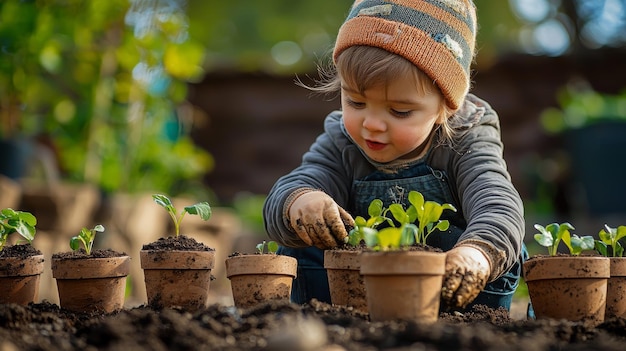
594, 224, 626, 319
51, 224, 130, 313
0, 208, 44, 305
357, 190, 456, 324
140, 194, 215, 311
523, 222, 609, 324
225, 240, 297, 309
323, 198, 387, 313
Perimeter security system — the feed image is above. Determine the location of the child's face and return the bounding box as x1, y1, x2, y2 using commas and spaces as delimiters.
341, 74, 443, 163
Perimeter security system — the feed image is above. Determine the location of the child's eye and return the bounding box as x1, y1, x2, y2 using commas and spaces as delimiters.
390, 109, 412, 118
346, 99, 365, 109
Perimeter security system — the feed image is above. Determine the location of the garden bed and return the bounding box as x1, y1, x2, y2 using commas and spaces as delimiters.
1, 299, 625, 350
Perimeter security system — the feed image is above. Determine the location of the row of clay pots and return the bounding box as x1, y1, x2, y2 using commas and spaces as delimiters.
0, 252, 131, 313
141, 250, 299, 311
0, 248, 298, 313
325, 249, 446, 324
523, 256, 626, 325
326, 250, 626, 325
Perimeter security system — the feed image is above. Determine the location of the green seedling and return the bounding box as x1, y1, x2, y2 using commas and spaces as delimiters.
404, 190, 457, 246
533, 222, 594, 256
70, 224, 104, 255
347, 199, 392, 246
152, 194, 212, 237
349, 190, 456, 251
562, 232, 595, 256
595, 224, 626, 257
0, 208, 37, 251
533, 222, 573, 256
256, 240, 279, 254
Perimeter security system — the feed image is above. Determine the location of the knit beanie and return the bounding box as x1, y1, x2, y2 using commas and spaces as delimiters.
333, 0, 477, 110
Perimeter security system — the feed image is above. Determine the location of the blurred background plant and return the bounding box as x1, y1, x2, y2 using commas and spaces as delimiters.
0, 0, 212, 197
1, 0, 626, 211
541, 81, 626, 134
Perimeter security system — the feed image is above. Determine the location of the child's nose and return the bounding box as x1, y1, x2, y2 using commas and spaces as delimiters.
362, 113, 386, 132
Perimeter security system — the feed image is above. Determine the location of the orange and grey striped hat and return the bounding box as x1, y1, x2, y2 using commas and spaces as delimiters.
333, 0, 477, 110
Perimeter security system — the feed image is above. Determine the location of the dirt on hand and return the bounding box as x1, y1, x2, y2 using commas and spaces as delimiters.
441, 268, 487, 309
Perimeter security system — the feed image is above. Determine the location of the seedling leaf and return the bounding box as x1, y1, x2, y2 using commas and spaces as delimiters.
368, 199, 384, 218
184, 202, 212, 221
152, 194, 212, 237
0, 208, 38, 251
377, 227, 402, 250
595, 224, 626, 257
533, 222, 575, 256
70, 225, 104, 255
267, 241, 279, 253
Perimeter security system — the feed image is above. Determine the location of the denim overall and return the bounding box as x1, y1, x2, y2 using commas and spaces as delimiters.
279, 162, 527, 311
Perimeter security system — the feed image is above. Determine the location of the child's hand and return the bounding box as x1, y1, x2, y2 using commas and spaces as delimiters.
288, 191, 354, 249
441, 245, 491, 309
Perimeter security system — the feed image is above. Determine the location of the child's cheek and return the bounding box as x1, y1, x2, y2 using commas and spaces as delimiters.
342, 114, 360, 140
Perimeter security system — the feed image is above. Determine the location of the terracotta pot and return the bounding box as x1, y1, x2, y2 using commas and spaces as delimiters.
523, 256, 609, 324
360, 250, 446, 323
324, 249, 367, 312
51, 255, 130, 313
140, 250, 215, 311
606, 257, 626, 319
225, 254, 297, 309
0, 254, 45, 305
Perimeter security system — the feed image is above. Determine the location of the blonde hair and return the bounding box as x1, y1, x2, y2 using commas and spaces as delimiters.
302, 46, 456, 143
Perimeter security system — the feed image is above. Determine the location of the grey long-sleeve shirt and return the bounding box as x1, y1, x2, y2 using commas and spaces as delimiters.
263, 94, 524, 278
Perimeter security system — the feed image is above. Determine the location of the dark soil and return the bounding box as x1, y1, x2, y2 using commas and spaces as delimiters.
51, 248, 127, 260
141, 235, 214, 252
1, 299, 626, 351
3, 243, 625, 350
0, 244, 42, 259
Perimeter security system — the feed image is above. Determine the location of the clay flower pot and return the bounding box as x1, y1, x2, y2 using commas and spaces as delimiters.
523, 256, 609, 324
324, 249, 367, 312
0, 251, 45, 305
140, 249, 215, 311
225, 253, 297, 308
606, 257, 626, 319
360, 250, 446, 323
51, 253, 130, 313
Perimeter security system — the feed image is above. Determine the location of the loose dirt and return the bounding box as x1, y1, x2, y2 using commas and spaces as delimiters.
1, 299, 625, 351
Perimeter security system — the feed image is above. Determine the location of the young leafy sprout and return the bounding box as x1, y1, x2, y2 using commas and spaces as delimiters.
533, 222, 594, 256
0, 208, 37, 251
347, 199, 391, 246
403, 190, 456, 246
595, 224, 626, 257
256, 240, 279, 254
348, 190, 456, 251
70, 224, 104, 255
152, 194, 212, 237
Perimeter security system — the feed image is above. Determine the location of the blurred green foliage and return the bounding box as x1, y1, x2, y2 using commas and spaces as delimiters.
187, 0, 354, 74
186, 0, 523, 74
0, 0, 212, 196
2, 0, 620, 200
541, 81, 626, 134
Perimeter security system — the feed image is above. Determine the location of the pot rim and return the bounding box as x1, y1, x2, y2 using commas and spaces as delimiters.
360, 250, 446, 276
225, 254, 297, 278
52, 255, 130, 279
140, 249, 215, 270
0, 254, 45, 277
523, 256, 610, 281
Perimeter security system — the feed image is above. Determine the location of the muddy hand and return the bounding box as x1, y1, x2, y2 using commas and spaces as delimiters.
441, 245, 491, 309
288, 190, 354, 249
